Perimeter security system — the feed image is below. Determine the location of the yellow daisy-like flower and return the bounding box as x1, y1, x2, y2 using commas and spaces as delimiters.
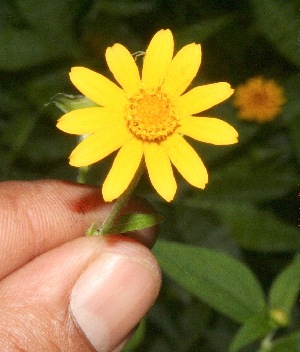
233, 76, 285, 122
57, 29, 238, 202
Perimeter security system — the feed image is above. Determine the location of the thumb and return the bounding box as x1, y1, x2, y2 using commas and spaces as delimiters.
0, 236, 161, 352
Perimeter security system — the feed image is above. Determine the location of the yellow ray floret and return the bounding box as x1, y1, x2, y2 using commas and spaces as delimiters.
57, 29, 239, 202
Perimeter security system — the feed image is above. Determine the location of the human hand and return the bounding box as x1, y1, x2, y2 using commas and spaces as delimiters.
0, 180, 161, 351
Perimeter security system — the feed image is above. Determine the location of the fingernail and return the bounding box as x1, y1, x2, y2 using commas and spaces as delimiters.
70, 253, 159, 352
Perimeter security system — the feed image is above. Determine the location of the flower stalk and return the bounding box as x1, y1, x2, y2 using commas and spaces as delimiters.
87, 162, 145, 235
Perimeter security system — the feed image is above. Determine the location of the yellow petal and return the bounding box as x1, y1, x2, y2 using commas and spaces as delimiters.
178, 117, 238, 145
69, 126, 132, 167
162, 43, 201, 97
57, 107, 123, 135
163, 134, 208, 188
144, 142, 176, 201
106, 43, 141, 96
142, 29, 174, 89
177, 82, 234, 116
70, 67, 126, 107
102, 138, 143, 202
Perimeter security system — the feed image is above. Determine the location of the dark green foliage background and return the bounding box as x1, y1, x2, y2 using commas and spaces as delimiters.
0, 0, 299, 351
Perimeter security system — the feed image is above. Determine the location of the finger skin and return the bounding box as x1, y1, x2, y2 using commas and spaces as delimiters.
0, 180, 156, 279
0, 180, 109, 279
0, 235, 161, 351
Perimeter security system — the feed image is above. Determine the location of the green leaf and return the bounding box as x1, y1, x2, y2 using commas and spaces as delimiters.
20, 124, 75, 163
213, 202, 300, 252
229, 313, 273, 352
90, 0, 154, 17
268, 255, 300, 321
0, 0, 76, 70
15, 0, 73, 32
252, 0, 299, 66
175, 15, 233, 47
51, 94, 98, 113
270, 332, 300, 352
199, 157, 298, 202
153, 240, 266, 323
109, 213, 164, 234
289, 114, 300, 164
88, 213, 164, 236
0, 28, 59, 70
0, 110, 40, 179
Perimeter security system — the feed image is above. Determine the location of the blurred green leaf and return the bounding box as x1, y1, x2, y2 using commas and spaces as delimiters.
15, 0, 73, 31
0, 111, 39, 179
21, 124, 75, 163
270, 331, 300, 352
213, 202, 300, 252
175, 15, 233, 47
0, 28, 59, 70
199, 157, 298, 202
252, 0, 299, 66
269, 255, 300, 317
52, 94, 98, 113
26, 70, 70, 109
289, 113, 300, 164
229, 313, 272, 352
90, 0, 155, 17
0, 0, 76, 70
153, 240, 266, 323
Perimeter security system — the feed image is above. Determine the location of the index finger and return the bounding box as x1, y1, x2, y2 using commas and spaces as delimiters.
0, 180, 110, 279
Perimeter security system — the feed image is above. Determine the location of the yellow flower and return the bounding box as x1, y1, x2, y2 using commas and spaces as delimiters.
57, 29, 238, 202
233, 76, 285, 122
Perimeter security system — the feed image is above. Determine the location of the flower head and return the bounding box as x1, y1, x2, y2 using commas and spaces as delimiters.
233, 76, 285, 122
57, 29, 238, 202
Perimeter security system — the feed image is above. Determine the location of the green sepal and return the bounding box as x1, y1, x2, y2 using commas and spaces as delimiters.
51, 93, 98, 113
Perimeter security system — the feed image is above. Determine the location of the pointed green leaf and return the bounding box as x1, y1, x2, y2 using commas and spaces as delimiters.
109, 213, 164, 234
229, 313, 272, 352
52, 94, 98, 113
153, 240, 266, 323
88, 213, 164, 236
252, 0, 299, 66
269, 255, 300, 320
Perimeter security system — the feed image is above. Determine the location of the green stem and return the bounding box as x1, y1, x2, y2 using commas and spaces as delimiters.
88, 162, 145, 236
77, 166, 89, 184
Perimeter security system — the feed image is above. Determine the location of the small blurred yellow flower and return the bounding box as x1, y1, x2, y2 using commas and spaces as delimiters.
234, 76, 285, 122
269, 308, 288, 327
57, 29, 238, 202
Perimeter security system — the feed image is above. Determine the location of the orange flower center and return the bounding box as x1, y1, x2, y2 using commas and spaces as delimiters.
252, 92, 267, 105
126, 88, 179, 141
